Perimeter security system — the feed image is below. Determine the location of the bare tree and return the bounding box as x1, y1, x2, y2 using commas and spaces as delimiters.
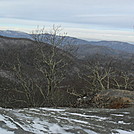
31, 25, 73, 105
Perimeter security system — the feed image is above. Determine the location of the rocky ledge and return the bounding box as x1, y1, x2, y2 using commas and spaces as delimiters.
93, 89, 134, 109
77, 89, 134, 109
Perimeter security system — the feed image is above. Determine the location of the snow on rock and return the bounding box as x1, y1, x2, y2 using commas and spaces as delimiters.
0, 128, 14, 134
0, 107, 133, 134
112, 129, 134, 134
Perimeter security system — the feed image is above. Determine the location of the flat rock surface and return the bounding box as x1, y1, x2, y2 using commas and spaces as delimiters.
0, 107, 134, 134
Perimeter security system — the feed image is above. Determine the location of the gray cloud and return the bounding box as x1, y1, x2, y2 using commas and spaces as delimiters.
0, 0, 134, 40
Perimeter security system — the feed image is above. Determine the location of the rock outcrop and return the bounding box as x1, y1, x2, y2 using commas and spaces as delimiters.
93, 89, 134, 109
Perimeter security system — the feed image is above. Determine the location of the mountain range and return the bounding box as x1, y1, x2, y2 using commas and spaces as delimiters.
0, 30, 134, 59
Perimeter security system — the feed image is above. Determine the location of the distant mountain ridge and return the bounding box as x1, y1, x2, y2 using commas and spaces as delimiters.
89, 41, 134, 54
0, 30, 32, 39
0, 30, 134, 54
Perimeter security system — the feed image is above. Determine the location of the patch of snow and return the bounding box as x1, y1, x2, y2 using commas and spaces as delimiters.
122, 112, 130, 115
111, 114, 124, 117
84, 129, 98, 134
40, 108, 66, 112
0, 114, 5, 121
4, 115, 29, 132
70, 119, 89, 124
68, 112, 89, 118
112, 129, 134, 134
31, 119, 48, 134
107, 120, 118, 124
83, 96, 87, 99
57, 116, 89, 125
29, 108, 41, 112
4, 119, 17, 129
0, 115, 17, 129
88, 115, 109, 121
118, 121, 131, 125
49, 124, 71, 134
0, 128, 14, 134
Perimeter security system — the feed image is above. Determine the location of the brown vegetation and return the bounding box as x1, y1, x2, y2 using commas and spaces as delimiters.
93, 89, 134, 108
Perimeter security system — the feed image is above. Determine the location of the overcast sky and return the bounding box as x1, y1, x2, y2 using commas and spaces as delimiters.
0, 0, 134, 42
